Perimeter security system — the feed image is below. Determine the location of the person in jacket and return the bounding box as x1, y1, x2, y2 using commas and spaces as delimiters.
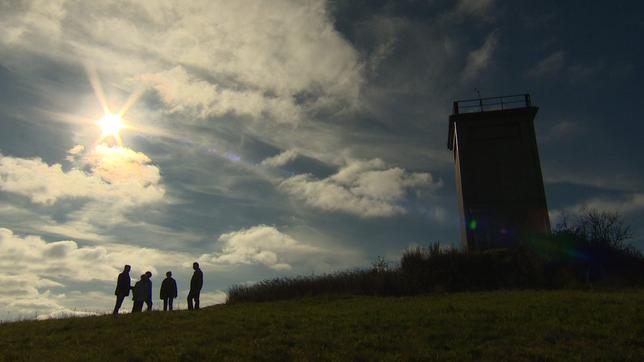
112, 265, 132, 315
160, 271, 178, 311
144, 271, 153, 311
132, 274, 148, 313
187, 262, 203, 310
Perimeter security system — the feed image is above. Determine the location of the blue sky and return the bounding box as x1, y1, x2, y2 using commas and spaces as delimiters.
0, 0, 642, 319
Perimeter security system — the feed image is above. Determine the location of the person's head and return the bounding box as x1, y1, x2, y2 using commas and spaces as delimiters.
145, 271, 152, 278
193, 262, 199, 270
166, 271, 172, 278
140, 274, 146, 280
124, 265, 131, 272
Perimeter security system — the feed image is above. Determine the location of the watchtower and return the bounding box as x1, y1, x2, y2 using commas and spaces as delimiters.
448, 94, 550, 251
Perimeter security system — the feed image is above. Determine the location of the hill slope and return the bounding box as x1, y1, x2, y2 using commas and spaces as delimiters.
1, 290, 644, 361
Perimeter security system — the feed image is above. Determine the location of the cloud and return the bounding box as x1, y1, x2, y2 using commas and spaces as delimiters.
0, 272, 78, 319
0, 227, 197, 318
1, 0, 67, 45
261, 149, 298, 168
0, 224, 358, 318
0, 154, 104, 205
139, 66, 302, 123
82, 145, 162, 198
0, 145, 166, 240
420, 206, 450, 224
36, 309, 98, 320
280, 159, 439, 217
0, 146, 163, 207
65, 144, 85, 162
0, 228, 189, 283
569, 62, 604, 82
461, 31, 499, 82
198, 291, 227, 306
2, 0, 363, 126
455, 0, 496, 18
560, 193, 644, 216
526, 51, 566, 78
204, 225, 324, 271
542, 120, 584, 143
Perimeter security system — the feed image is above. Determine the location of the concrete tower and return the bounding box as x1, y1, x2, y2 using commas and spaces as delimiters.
448, 94, 550, 251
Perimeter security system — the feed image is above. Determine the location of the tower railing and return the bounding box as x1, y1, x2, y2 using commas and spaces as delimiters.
452, 94, 531, 115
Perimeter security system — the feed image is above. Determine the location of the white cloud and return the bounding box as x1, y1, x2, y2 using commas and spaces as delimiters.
2, 0, 363, 126
0, 146, 163, 207
0, 273, 76, 319
554, 193, 644, 218
65, 144, 85, 162
461, 31, 499, 82
0, 228, 189, 283
0, 217, 358, 318
261, 149, 298, 168
139, 66, 302, 123
0, 155, 104, 205
204, 225, 324, 271
36, 309, 98, 320
197, 291, 228, 306
2, 0, 67, 45
0, 227, 196, 318
280, 159, 439, 217
0, 145, 166, 239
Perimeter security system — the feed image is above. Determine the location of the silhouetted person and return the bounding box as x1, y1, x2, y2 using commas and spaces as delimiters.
132, 274, 147, 313
160, 271, 178, 311
112, 265, 132, 315
145, 271, 153, 311
187, 262, 203, 310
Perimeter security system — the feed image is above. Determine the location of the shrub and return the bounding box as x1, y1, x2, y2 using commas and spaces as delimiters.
226, 209, 643, 304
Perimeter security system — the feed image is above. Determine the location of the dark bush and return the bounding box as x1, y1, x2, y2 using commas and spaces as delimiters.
227, 209, 643, 304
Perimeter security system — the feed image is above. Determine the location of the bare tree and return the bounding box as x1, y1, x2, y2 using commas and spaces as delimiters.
556, 209, 633, 249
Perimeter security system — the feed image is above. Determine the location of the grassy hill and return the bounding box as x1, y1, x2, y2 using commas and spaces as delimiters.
2, 289, 644, 361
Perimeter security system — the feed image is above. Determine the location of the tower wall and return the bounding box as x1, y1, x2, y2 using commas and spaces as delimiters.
448, 97, 550, 251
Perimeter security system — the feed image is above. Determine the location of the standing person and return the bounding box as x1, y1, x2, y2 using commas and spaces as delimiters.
160, 271, 178, 311
112, 265, 132, 315
132, 274, 147, 313
187, 262, 203, 310
144, 271, 153, 311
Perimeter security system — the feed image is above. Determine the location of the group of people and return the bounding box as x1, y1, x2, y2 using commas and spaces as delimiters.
113, 262, 204, 314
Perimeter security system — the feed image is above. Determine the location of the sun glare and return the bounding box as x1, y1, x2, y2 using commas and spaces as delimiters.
82, 65, 147, 146
97, 113, 124, 140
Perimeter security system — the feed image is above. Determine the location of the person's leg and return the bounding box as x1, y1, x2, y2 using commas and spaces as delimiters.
194, 291, 200, 310
187, 290, 194, 310
113, 295, 124, 315
145, 299, 152, 311
168, 298, 173, 311
163, 298, 168, 311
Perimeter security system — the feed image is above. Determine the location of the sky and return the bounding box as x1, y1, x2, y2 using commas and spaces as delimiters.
0, 0, 643, 319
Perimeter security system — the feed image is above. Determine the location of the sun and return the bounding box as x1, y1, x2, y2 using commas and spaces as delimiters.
97, 113, 124, 141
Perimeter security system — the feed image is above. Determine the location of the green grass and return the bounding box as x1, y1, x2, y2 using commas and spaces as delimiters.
2, 290, 644, 361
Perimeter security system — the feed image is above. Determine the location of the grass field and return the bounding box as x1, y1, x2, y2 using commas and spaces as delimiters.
1, 289, 643, 361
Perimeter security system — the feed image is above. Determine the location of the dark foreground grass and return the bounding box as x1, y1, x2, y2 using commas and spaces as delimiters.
1, 290, 644, 361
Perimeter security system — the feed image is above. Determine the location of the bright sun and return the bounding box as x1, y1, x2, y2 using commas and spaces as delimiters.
97, 113, 124, 140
